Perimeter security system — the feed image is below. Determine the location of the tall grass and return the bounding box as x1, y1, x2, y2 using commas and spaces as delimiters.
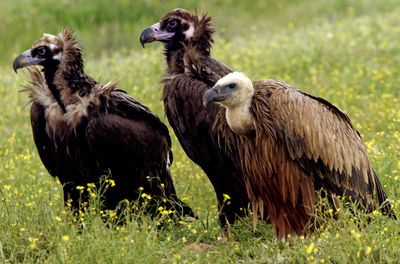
1, 0, 400, 263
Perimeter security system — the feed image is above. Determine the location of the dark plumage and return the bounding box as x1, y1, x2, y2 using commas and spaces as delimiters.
203, 72, 395, 240
13, 29, 194, 218
140, 9, 256, 231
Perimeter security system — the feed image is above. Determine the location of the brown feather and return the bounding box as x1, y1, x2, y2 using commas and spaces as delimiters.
18, 29, 194, 219
214, 76, 395, 239
149, 9, 259, 229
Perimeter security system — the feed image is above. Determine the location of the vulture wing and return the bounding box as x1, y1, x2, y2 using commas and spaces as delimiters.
183, 46, 233, 86
30, 102, 58, 176
108, 89, 172, 146
85, 90, 193, 216
252, 80, 392, 215
163, 55, 232, 161
162, 57, 253, 224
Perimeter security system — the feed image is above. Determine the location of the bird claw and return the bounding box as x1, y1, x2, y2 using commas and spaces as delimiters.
219, 227, 231, 243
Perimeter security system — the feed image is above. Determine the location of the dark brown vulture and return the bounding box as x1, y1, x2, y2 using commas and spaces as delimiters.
12, 29, 194, 219
203, 71, 395, 240
140, 9, 257, 233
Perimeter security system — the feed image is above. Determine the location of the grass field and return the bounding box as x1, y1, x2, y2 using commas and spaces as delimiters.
1, 0, 400, 263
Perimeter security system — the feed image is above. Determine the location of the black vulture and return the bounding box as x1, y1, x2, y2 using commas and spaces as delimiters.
13, 29, 194, 219
140, 9, 256, 236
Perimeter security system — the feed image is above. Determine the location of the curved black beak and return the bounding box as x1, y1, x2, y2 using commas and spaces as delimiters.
13, 49, 45, 73
203, 85, 223, 107
140, 27, 155, 48
140, 22, 175, 48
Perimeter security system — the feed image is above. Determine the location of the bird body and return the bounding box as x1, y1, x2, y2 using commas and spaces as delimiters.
203, 72, 394, 239
14, 29, 194, 218
140, 9, 253, 228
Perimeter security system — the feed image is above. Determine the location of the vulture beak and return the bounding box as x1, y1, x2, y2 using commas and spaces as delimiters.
13, 49, 45, 73
140, 22, 175, 48
203, 85, 228, 107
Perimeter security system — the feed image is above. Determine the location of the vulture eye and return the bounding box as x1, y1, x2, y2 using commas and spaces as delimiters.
168, 19, 177, 28
227, 83, 236, 90
37, 46, 46, 56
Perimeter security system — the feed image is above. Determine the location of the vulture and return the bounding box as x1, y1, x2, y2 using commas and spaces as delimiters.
140, 8, 257, 233
12, 29, 194, 219
203, 71, 395, 240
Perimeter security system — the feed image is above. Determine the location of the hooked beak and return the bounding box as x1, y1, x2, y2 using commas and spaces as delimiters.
140, 22, 175, 48
203, 85, 228, 107
13, 49, 45, 73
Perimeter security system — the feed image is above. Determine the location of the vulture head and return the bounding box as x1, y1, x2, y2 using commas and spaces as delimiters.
13, 29, 82, 76
203, 72, 255, 135
140, 8, 214, 54
203, 72, 253, 108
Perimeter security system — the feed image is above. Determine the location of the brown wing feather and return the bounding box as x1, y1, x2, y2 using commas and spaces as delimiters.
257, 135, 316, 239
252, 80, 393, 216
215, 110, 316, 239
214, 78, 394, 239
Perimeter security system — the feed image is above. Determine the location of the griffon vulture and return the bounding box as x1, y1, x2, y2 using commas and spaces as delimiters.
13, 29, 194, 219
203, 72, 395, 239
140, 8, 257, 232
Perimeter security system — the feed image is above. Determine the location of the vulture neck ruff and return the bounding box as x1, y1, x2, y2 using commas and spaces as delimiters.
25, 30, 115, 137
27, 68, 116, 138
43, 64, 66, 113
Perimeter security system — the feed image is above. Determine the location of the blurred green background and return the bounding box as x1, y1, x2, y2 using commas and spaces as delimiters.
2, 0, 399, 65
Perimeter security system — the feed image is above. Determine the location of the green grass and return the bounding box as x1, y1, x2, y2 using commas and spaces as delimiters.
1, 0, 400, 263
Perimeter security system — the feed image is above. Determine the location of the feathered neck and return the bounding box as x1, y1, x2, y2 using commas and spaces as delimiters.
165, 13, 215, 74
43, 30, 96, 111
225, 98, 255, 136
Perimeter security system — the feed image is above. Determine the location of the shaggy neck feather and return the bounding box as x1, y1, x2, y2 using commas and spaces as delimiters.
165, 15, 214, 75
44, 49, 95, 111
43, 63, 67, 113
165, 48, 185, 74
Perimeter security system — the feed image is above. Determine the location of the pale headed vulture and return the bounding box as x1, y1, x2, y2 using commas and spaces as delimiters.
140, 8, 256, 231
13, 29, 194, 218
203, 72, 395, 240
